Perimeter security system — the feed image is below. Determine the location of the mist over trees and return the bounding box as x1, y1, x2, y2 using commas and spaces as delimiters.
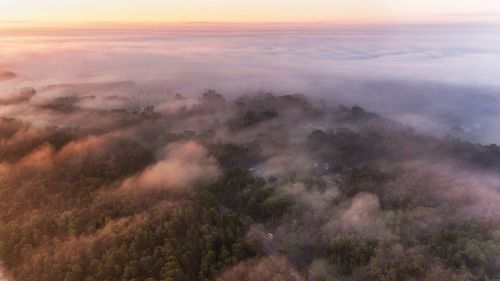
0, 79, 499, 281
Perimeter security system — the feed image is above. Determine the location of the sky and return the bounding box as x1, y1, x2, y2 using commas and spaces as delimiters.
1, 0, 500, 23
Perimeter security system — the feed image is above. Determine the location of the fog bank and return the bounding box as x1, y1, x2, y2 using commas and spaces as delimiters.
1, 23, 500, 142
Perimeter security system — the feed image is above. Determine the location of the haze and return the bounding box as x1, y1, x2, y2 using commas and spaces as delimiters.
1, 2, 500, 281
2, 23, 500, 142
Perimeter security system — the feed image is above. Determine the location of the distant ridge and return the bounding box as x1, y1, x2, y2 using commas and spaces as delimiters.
0, 70, 17, 81
43, 80, 137, 96
45, 80, 136, 91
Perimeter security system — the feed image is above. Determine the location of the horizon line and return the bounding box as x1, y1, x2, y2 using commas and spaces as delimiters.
1, 19, 500, 28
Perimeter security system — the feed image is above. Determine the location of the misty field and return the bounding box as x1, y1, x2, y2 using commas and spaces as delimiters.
0, 23, 499, 281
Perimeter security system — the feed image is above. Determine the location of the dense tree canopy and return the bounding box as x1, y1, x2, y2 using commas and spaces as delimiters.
0, 90, 499, 281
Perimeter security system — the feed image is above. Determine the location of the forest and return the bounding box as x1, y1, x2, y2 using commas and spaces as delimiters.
0, 82, 499, 281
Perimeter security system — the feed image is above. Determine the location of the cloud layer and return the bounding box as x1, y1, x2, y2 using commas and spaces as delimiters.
2, 23, 500, 142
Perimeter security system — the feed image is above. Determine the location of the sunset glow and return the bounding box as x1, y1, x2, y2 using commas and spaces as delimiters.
1, 0, 500, 24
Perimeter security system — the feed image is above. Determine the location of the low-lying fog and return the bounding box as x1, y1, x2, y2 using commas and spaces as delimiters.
1, 22, 500, 281
1, 23, 500, 142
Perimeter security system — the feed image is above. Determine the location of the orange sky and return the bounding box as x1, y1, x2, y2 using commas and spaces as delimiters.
1, 0, 500, 24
